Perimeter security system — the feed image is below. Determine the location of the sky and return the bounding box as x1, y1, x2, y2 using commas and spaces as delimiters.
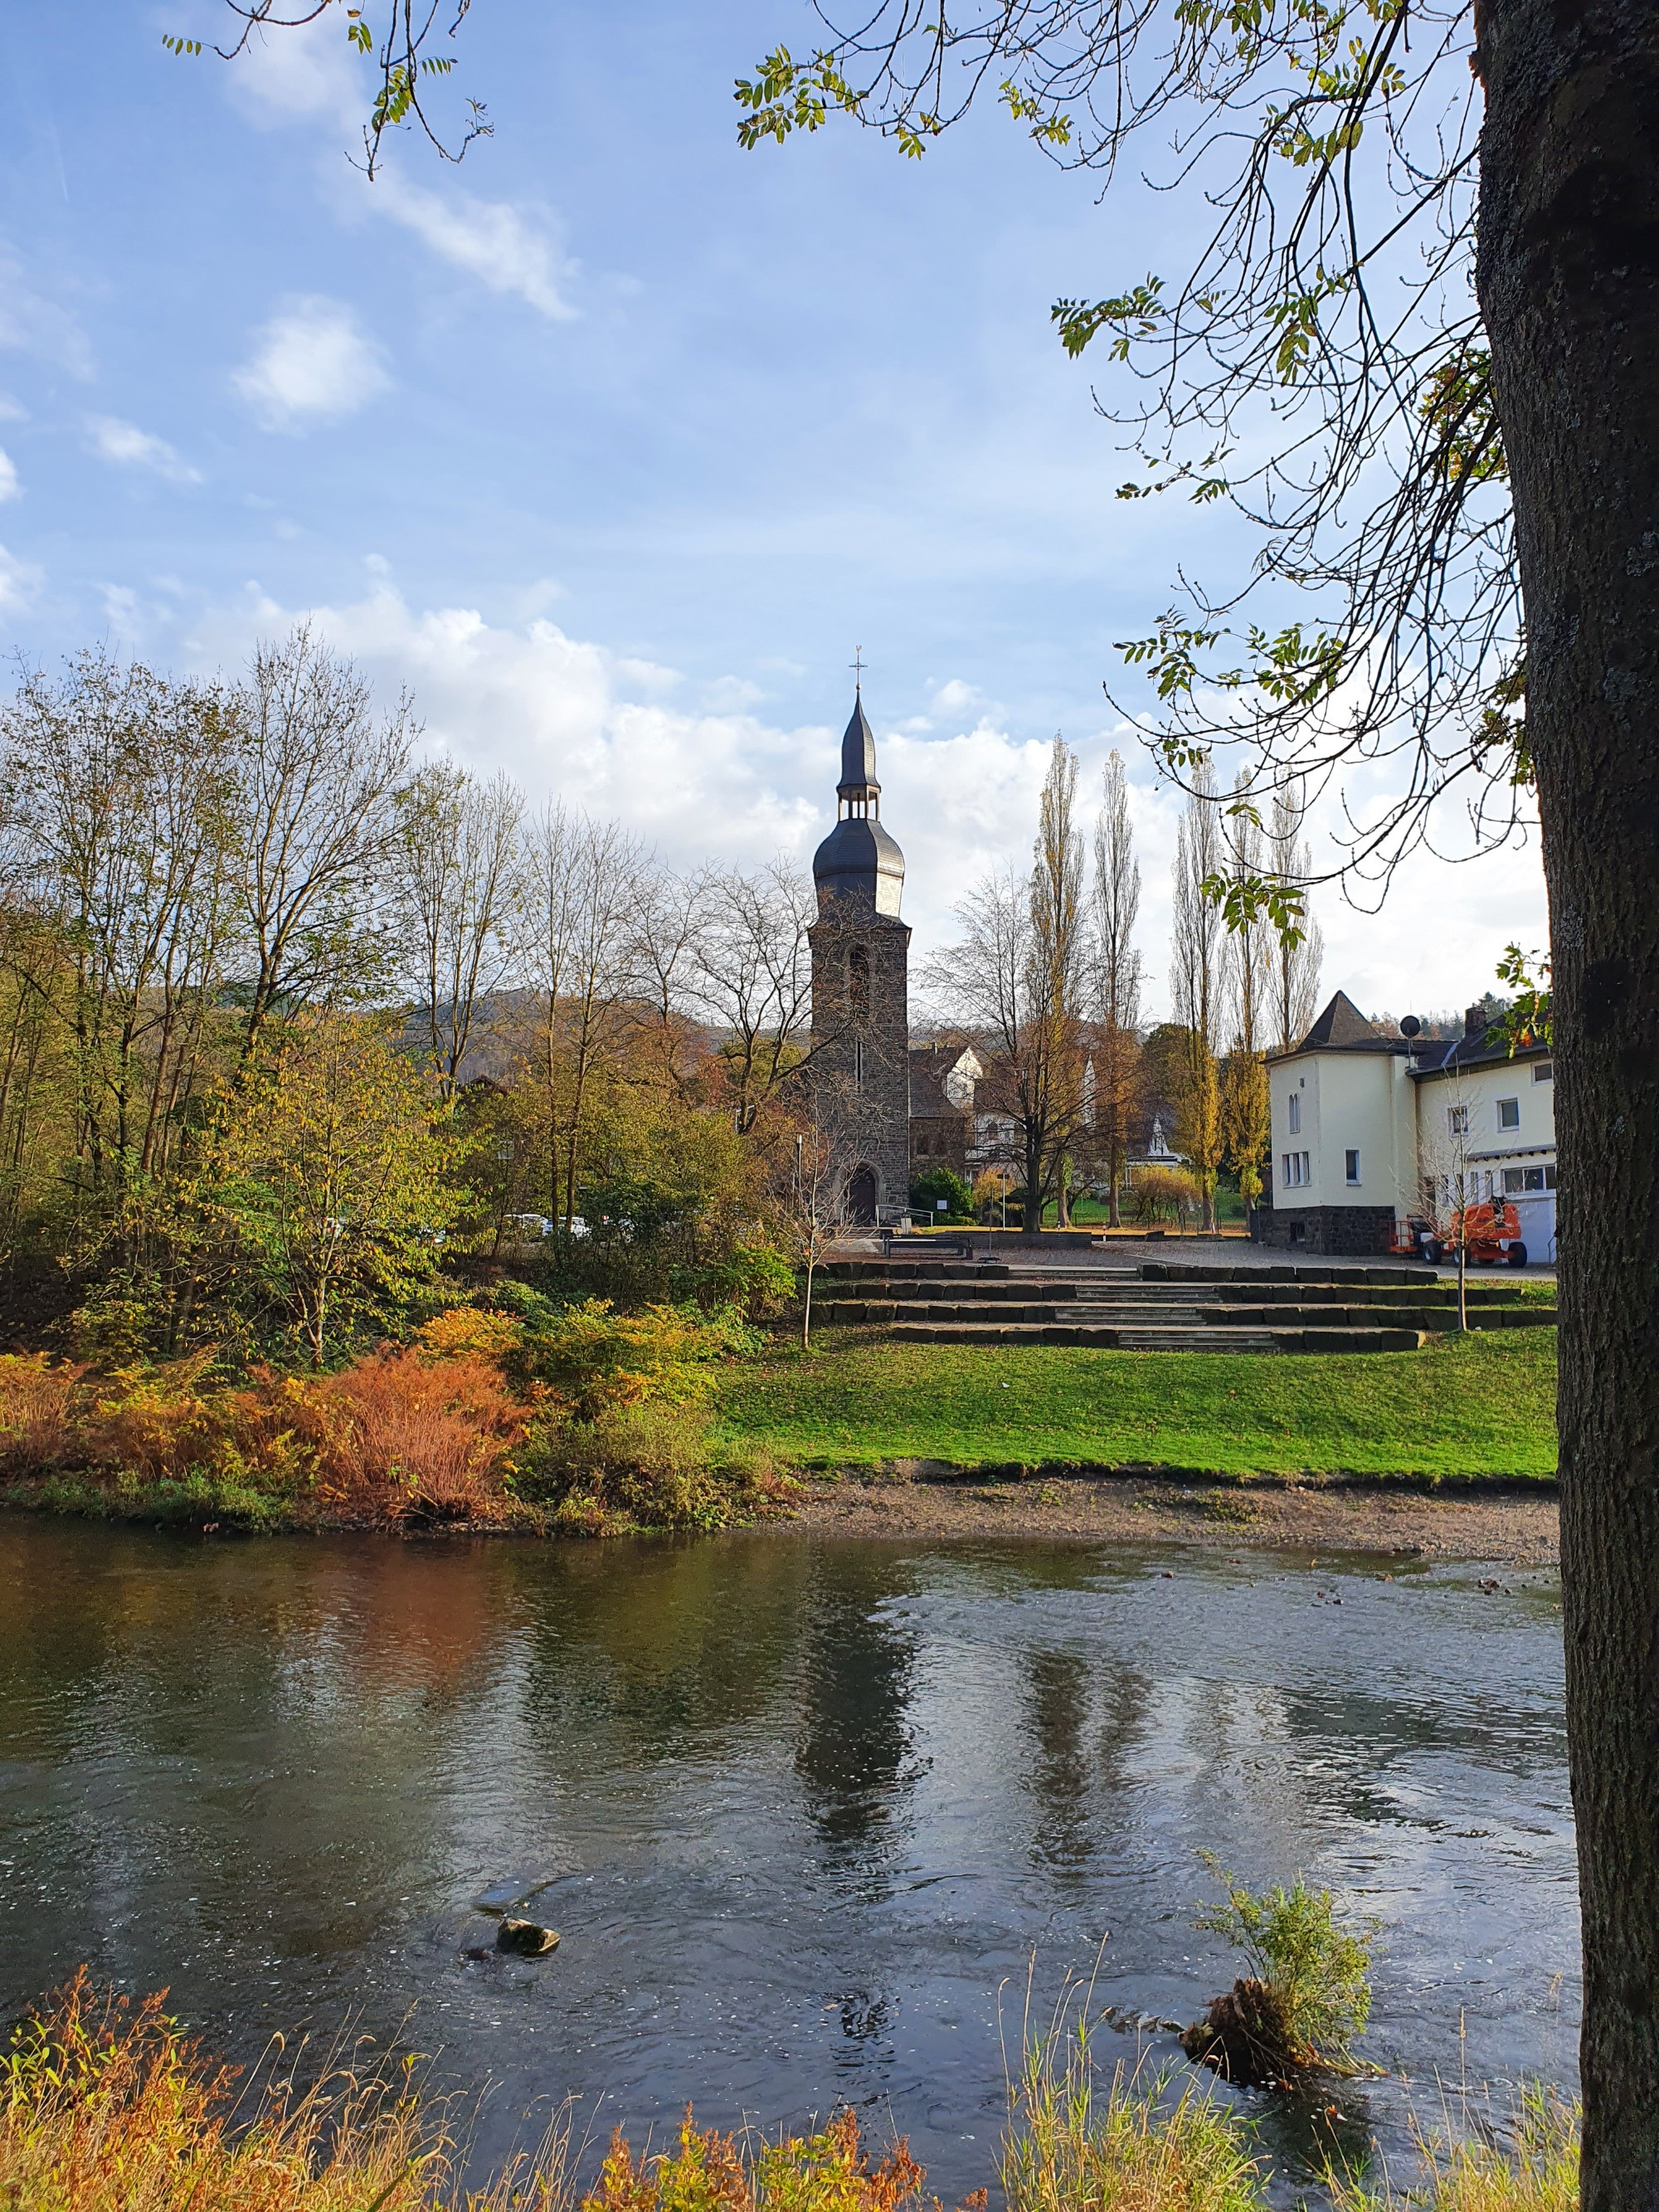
0, 1, 1548, 1021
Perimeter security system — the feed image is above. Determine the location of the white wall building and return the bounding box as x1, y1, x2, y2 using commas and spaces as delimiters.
1259, 991, 1556, 1261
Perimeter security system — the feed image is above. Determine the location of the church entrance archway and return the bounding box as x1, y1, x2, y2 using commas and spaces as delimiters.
846, 1166, 878, 1225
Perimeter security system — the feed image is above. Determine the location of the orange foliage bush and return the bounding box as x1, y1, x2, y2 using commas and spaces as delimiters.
280, 1350, 530, 1523
0, 1353, 85, 1474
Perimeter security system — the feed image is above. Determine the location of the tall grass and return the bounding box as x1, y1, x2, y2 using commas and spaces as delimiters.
1002, 2020, 1265, 2212
1331, 2088, 1579, 2212
0, 1976, 1584, 2212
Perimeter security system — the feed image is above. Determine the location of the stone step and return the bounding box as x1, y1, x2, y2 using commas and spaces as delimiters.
887, 1320, 1428, 1352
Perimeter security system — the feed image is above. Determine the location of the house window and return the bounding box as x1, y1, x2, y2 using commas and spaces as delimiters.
1534, 1060, 1554, 1083
1506, 1166, 1551, 1194
1497, 1097, 1520, 1130
1447, 1104, 1469, 1137
1345, 1149, 1360, 1184
1281, 1152, 1311, 1188
1287, 1093, 1301, 1135
853, 1035, 865, 1089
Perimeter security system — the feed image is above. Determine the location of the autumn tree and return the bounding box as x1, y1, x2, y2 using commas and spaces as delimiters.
1028, 737, 1088, 1224
1091, 749, 1143, 1226
196, 1016, 458, 1366
0, 652, 243, 1239
1218, 773, 1272, 1213
1170, 763, 1224, 1234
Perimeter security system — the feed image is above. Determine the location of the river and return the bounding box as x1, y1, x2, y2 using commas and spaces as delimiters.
0, 1519, 1578, 2196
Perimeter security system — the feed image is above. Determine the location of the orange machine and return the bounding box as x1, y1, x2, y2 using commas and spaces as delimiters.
1388, 1201, 1528, 1268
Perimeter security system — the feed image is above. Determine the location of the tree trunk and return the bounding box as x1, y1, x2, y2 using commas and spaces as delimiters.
1478, 7, 1659, 2198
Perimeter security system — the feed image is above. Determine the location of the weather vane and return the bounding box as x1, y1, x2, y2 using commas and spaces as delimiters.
850, 646, 866, 691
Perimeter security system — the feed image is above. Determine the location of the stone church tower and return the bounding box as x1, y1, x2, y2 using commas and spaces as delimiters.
809, 691, 911, 1225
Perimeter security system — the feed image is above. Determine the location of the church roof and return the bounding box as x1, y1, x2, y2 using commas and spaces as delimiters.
815, 690, 904, 917
838, 694, 879, 795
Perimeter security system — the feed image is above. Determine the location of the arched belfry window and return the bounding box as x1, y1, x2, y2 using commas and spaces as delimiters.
848, 943, 870, 1023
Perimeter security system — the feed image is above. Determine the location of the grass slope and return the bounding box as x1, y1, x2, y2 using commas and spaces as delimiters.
716, 1327, 1558, 1479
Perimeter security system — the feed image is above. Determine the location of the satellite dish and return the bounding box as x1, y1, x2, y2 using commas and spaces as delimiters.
1399, 1016, 1422, 1038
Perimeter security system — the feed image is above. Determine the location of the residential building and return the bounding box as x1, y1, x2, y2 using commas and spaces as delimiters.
1258, 990, 1556, 1259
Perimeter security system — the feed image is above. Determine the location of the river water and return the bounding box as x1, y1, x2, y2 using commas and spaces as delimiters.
0, 1520, 1578, 2196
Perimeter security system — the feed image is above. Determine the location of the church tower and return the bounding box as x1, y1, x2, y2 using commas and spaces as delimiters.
809, 689, 911, 1225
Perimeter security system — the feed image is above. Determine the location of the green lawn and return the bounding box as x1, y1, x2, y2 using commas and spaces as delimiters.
715, 1327, 1558, 1479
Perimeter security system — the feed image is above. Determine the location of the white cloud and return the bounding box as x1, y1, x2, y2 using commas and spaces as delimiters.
182, 569, 1547, 1014
85, 416, 202, 485
0, 543, 41, 611
221, 11, 360, 128
0, 249, 93, 378
371, 179, 577, 320
233, 298, 390, 431
0, 450, 19, 503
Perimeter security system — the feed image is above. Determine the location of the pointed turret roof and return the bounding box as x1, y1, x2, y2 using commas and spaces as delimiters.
837, 694, 879, 797
814, 690, 904, 918
1276, 989, 1408, 1057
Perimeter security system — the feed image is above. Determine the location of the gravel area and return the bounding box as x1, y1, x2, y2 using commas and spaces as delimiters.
787, 1464, 1558, 1562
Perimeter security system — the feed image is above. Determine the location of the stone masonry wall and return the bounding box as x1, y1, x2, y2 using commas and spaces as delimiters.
1253, 1203, 1396, 1255
808, 904, 912, 1219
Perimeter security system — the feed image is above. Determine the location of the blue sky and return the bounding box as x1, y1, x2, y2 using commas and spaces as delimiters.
0, 0, 1546, 1016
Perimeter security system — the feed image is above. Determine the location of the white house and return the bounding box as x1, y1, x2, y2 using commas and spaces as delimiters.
1259, 990, 1557, 1261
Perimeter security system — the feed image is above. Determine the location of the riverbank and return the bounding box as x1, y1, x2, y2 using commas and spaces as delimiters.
786, 1464, 1559, 1562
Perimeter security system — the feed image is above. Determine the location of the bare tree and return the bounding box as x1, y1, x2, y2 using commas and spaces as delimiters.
1266, 784, 1325, 1054
519, 805, 640, 1232
688, 862, 817, 1133
395, 761, 522, 1097
781, 1101, 860, 1348
232, 626, 413, 1052
627, 860, 713, 1103
1092, 749, 1143, 1226
1170, 762, 1224, 1233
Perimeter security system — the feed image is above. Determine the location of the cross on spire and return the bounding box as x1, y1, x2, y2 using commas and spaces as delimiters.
850, 646, 866, 692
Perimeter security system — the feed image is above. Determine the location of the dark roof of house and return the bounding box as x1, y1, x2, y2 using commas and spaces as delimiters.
908, 1044, 973, 1117
1408, 1021, 1553, 1079
1270, 990, 1411, 1060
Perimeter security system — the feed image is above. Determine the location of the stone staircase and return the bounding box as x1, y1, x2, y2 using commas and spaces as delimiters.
811, 1256, 1554, 1353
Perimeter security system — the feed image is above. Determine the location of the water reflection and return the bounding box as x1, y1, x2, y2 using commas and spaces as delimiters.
0, 1523, 1576, 2200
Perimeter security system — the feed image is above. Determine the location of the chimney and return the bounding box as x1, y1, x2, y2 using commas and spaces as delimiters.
1465, 1001, 1488, 1040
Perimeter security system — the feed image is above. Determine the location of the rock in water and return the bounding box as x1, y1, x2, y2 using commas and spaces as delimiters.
496, 1917, 560, 1956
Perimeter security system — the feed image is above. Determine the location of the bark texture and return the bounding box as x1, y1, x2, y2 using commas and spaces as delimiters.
1477, 5, 1659, 2199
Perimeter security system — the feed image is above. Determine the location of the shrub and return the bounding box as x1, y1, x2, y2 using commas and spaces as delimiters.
1132, 1167, 1202, 1225
583, 2107, 926, 2212
509, 1297, 760, 1422
691, 1239, 797, 1319
972, 1169, 1015, 1222
1183, 1857, 1377, 2080
513, 1405, 787, 1535
0, 1353, 83, 1474
911, 1166, 974, 1222
281, 1350, 528, 1523
416, 1306, 527, 1363
1004, 2021, 1263, 2212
